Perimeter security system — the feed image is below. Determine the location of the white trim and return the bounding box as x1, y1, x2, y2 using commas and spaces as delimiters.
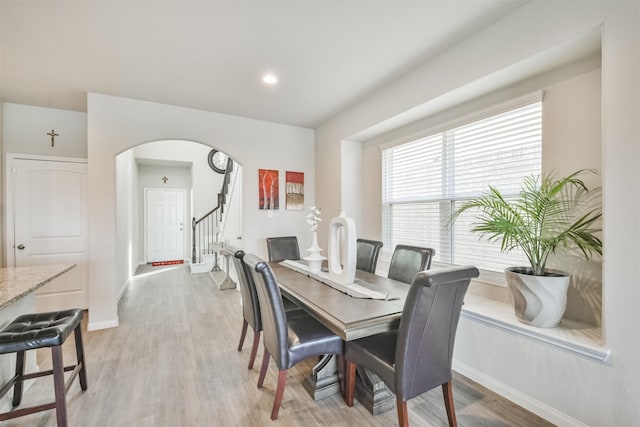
6, 153, 88, 164
453, 359, 589, 427
461, 294, 609, 362
4, 153, 88, 267
379, 91, 544, 152
87, 318, 119, 331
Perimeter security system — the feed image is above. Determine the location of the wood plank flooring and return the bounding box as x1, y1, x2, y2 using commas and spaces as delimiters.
2, 264, 554, 426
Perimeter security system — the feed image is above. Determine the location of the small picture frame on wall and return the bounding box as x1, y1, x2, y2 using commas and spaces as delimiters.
258, 169, 279, 210
286, 171, 304, 210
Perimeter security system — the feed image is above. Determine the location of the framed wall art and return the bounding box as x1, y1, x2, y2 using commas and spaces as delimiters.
258, 169, 279, 210
285, 171, 304, 210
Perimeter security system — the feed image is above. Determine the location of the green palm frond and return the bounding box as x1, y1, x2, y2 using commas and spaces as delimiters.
451, 169, 602, 276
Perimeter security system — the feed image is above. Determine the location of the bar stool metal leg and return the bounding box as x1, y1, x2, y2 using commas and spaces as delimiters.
12, 350, 25, 407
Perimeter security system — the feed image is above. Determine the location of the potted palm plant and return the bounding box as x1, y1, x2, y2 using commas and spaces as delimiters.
451, 169, 602, 327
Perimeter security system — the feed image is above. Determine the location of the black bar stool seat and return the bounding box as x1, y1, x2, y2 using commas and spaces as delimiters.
0, 309, 88, 427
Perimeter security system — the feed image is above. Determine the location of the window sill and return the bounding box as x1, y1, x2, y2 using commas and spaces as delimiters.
461, 294, 610, 363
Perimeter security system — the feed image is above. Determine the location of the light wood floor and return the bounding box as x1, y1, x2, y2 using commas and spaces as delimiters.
3, 264, 554, 426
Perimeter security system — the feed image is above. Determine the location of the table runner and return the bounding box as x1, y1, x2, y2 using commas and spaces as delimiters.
279, 260, 397, 300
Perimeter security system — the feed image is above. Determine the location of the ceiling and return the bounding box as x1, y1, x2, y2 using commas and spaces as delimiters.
0, 1, 528, 128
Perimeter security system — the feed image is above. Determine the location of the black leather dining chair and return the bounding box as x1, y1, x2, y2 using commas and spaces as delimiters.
387, 244, 435, 284
243, 253, 344, 420
266, 236, 301, 262
345, 266, 479, 427
229, 246, 301, 370
356, 238, 383, 274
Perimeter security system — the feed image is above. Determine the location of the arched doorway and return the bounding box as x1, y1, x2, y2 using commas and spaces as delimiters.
114, 140, 242, 293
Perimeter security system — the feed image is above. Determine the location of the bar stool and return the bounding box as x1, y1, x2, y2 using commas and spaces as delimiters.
0, 309, 88, 427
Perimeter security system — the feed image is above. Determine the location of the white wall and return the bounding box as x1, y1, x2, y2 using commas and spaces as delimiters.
340, 140, 362, 231
222, 166, 244, 249
0, 101, 3, 267
2, 103, 87, 158
87, 93, 315, 330
315, 2, 639, 425
115, 149, 137, 298
543, 68, 603, 326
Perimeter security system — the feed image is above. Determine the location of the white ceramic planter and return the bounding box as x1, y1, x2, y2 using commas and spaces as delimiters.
504, 267, 570, 328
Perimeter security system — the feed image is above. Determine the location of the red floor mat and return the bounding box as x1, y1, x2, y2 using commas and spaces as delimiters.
151, 260, 184, 267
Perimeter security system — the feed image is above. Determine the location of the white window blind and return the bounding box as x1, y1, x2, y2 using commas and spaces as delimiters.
382, 99, 542, 273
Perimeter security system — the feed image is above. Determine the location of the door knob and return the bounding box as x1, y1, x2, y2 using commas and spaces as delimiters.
16, 244, 25, 250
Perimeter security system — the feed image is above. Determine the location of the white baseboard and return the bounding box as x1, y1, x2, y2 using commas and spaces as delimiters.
87, 317, 119, 331
453, 359, 587, 427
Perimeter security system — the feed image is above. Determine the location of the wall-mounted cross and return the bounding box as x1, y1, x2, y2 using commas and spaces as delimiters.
162, 176, 168, 184
46, 129, 59, 147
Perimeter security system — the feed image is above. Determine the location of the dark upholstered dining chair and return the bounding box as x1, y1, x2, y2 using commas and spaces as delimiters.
229, 246, 301, 370
266, 236, 300, 262
243, 253, 344, 420
387, 244, 435, 284
356, 238, 383, 274
345, 266, 479, 427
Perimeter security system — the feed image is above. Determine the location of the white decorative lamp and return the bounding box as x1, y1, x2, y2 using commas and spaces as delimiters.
327, 210, 357, 285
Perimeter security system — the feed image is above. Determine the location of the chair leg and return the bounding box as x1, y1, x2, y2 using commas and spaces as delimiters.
442, 381, 457, 427
74, 324, 88, 391
247, 330, 261, 370
237, 319, 248, 351
345, 360, 356, 407
51, 345, 68, 427
396, 398, 408, 427
11, 351, 25, 407
271, 370, 287, 420
257, 349, 270, 388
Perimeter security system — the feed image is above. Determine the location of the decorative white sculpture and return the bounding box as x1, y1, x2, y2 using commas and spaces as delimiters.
327, 210, 357, 285
303, 206, 325, 273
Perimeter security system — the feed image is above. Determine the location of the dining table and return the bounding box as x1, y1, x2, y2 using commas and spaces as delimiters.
270, 260, 410, 415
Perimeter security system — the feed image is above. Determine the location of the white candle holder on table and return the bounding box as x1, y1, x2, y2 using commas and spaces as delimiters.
304, 231, 326, 274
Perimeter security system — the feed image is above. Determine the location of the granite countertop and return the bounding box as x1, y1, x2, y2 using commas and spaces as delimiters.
0, 264, 76, 310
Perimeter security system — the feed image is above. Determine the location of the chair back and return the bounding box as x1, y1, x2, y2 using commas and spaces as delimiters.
387, 244, 435, 284
356, 239, 383, 273
394, 265, 479, 401
229, 246, 261, 332
243, 254, 290, 370
266, 236, 300, 262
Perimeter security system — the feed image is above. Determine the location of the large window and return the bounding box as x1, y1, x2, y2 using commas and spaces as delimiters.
382, 97, 542, 274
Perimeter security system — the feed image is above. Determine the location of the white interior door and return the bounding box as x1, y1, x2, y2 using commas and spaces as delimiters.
145, 189, 185, 263
11, 157, 88, 312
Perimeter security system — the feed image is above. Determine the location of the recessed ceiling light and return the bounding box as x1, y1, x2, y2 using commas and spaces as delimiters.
262, 74, 278, 85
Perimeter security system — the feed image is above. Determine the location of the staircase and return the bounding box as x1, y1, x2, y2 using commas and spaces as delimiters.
190, 156, 236, 274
